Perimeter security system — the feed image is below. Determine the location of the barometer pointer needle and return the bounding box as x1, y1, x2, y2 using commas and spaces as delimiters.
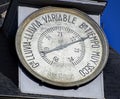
41, 36, 89, 54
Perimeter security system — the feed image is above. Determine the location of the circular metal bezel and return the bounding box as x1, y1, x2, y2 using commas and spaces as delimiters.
15, 7, 109, 87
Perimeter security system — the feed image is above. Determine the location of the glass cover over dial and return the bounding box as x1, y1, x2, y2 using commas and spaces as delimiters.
16, 7, 109, 87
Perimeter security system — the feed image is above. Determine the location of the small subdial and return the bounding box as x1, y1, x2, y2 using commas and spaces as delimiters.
38, 26, 86, 66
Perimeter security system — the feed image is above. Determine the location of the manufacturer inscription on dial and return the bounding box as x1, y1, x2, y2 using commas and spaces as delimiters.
16, 7, 108, 87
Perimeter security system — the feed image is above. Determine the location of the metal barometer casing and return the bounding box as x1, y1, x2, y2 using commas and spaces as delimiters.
16, 7, 109, 87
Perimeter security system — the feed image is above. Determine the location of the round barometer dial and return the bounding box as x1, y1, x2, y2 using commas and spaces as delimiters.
16, 7, 109, 87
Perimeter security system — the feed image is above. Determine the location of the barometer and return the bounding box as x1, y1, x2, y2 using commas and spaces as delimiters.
16, 7, 109, 87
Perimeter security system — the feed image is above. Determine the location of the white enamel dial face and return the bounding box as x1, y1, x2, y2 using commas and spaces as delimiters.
38, 26, 85, 66
16, 7, 108, 87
